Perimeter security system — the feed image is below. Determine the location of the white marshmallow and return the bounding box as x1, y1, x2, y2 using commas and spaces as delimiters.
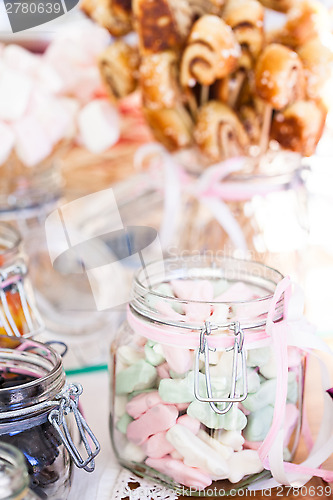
166, 424, 230, 479
218, 430, 245, 452
122, 442, 147, 463
78, 99, 120, 154
14, 115, 53, 167
2, 45, 40, 74
227, 450, 264, 483
0, 68, 32, 121
0, 122, 14, 165
197, 430, 233, 460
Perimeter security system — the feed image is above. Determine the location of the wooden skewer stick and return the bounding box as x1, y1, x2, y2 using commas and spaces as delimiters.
200, 85, 210, 107
228, 70, 246, 109
259, 103, 272, 156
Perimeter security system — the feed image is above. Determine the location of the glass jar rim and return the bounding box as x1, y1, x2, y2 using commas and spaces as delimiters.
133, 255, 284, 305
0, 336, 65, 413
131, 256, 285, 330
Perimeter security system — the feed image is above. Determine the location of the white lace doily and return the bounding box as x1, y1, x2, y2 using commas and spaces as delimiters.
105, 468, 179, 500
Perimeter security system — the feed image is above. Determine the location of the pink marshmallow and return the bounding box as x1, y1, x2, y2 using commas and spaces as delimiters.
157, 363, 170, 379
162, 345, 193, 375
0, 68, 32, 121
171, 280, 214, 321
244, 440, 260, 450
142, 432, 174, 459
146, 457, 212, 489
126, 391, 164, 419
78, 99, 120, 154
177, 415, 200, 435
0, 122, 14, 165
2, 45, 40, 74
215, 282, 256, 302
154, 300, 184, 320
127, 404, 178, 445
176, 403, 189, 412
284, 404, 299, 446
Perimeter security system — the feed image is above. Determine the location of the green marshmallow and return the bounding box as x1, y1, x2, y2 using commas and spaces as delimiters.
287, 371, 298, 404
236, 368, 261, 395
242, 379, 277, 412
145, 341, 165, 367
247, 347, 271, 368
213, 279, 230, 297
243, 405, 274, 442
187, 400, 247, 431
116, 413, 133, 434
154, 284, 184, 314
116, 360, 157, 395
159, 371, 199, 403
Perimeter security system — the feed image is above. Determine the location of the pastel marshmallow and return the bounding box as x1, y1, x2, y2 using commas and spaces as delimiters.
0, 122, 14, 165
114, 396, 128, 418
162, 345, 193, 374
0, 68, 32, 121
3, 45, 40, 74
227, 450, 264, 483
218, 430, 245, 452
243, 405, 274, 442
242, 379, 277, 412
177, 415, 200, 435
126, 391, 164, 419
197, 430, 233, 460
122, 442, 147, 463
14, 115, 53, 167
127, 404, 178, 445
159, 371, 201, 404
187, 401, 247, 431
145, 341, 165, 367
78, 99, 120, 154
166, 424, 230, 479
146, 457, 212, 489
157, 362, 170, 379
142, 431, 174, 459
214, 282, 255, 302
117, 345, 144, 366
116, 360, 157, 395
287, 371, 299, 404
247, 347, 271, 368
116, 413, 133, 434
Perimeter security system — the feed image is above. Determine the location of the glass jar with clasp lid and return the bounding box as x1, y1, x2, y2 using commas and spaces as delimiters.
0, 336, 100, 500
0, 442, 41, 500
109, 256, 308, 495
0, 223, 43, 338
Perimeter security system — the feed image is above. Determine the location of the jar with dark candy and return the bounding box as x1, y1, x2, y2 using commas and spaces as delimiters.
0, 336, 100, 500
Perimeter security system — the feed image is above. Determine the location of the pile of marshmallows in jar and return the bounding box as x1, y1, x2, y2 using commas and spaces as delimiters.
0, 20, 123, 168
114, 278, 302, 489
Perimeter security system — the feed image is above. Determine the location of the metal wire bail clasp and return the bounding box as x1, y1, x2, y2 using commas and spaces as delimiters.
194, 321, 248, 415
48, 383, 100, 472
0, 262, 44, 338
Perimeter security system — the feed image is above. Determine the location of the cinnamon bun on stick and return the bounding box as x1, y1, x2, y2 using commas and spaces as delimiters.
81, 0, 132, 36
144, 106, 193, 151
140, 51, 181, 110
271, 100, 326, 156
255, 44, 304, 110
180, 15, 240, 88
99, 41, 140, 99
133, 0, 192, 54
194, 101, 249, 161
223, 0, 264, 70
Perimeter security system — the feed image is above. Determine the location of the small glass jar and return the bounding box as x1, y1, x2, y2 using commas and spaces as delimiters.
0, 223, 43, 338
0, 150, 63, 216
0, 336, 100, 500
110, 256, 305, 495
0, 442, 41, 500
172, 150, 309, 280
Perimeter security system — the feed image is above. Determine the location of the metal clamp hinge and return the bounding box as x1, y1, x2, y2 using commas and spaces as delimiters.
48, 383, 100, 472
194, 321, 248, 415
